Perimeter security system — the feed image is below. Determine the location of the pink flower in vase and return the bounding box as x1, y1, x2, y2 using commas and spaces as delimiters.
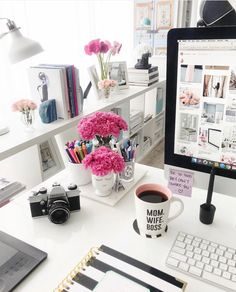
82, 146, 125, 176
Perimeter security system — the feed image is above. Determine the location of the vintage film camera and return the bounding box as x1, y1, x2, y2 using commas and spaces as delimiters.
28, 183, 80, 224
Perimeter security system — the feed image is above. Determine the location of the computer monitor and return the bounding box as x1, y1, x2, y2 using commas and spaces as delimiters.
165, 27, 236, 197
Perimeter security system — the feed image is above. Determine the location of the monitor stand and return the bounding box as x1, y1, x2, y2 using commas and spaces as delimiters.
199, 167, 216, 225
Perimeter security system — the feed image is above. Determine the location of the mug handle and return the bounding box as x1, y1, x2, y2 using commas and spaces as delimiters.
168, 197, 184, 222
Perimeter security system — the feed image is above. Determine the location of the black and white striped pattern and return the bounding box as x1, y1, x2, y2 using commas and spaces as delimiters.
64, 245, 186, 292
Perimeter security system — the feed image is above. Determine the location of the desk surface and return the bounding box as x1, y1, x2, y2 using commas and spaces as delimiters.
0, 164, 236, 292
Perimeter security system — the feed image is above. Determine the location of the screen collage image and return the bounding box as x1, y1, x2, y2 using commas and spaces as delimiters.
174, 39, 236, 171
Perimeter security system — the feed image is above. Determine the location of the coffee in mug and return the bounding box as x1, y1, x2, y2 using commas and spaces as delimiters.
135, 183, 184, 237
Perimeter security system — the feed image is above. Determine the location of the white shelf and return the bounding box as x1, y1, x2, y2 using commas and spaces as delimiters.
0, 83, 162, 161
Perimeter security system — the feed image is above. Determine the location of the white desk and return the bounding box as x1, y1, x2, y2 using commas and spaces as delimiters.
0, 164, 236, 292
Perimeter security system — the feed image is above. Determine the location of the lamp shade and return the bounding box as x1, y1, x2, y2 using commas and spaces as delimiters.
7, 29, 43, 64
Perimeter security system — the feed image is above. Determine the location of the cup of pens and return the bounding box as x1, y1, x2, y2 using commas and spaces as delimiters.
119, 139, 137, 183
65, 140, 93, 186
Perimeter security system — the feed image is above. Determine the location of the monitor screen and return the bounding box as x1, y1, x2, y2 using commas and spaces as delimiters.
165, 27, 236, 181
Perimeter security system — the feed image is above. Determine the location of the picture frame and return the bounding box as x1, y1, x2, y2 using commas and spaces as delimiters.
87, 65, 102, 99
37, 137, 64, 181
108, 61, 129, 89
156, 0, 173, 30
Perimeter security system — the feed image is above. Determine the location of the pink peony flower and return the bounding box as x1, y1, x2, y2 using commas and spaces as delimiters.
110, 41, 122, 55
11, 99, 37, 112
84, 39, 101, 55
84, 39, 122, 80
77, 111, 128, 140
83, 146, 125, 176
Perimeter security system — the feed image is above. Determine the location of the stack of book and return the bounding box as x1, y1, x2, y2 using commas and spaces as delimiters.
28, 64, 83, 119
0, 178, 25, 207
128, 66, 159, 87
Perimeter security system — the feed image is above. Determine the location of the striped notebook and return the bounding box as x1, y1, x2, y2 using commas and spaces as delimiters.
54, 245, 187, 292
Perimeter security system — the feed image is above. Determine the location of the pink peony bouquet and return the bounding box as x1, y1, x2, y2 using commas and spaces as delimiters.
77, 111, 128, 143
84, 39, 122, 80
83, 146, 125, 176
98, 79, 117, 90
12, 99, 37, 113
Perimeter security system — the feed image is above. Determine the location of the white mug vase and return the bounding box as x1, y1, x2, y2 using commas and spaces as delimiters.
92, 173, 115, 197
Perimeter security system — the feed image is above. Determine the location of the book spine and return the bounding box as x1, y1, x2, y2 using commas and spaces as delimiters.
61, 68, 71, 119
72, 66, 78, 116
129, 73, 159, 82
128, 66, 158, 74
74, 67, 83, 115
66, 67, 76, 118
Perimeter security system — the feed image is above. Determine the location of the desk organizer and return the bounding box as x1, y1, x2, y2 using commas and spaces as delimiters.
78, 164, 147, 206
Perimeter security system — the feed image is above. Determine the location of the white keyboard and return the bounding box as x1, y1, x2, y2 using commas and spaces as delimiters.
166, 231, 236, 292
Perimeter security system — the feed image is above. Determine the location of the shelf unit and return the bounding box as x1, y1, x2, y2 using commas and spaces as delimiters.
0, 80, 166, 166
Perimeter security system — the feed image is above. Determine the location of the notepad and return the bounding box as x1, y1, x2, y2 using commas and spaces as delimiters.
54, 245, 187, 292
93, 271, 150, 292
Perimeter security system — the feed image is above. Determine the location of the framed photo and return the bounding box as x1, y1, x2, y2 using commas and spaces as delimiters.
156, 0, 173, 29
108, 61, 129, 89
37, 137, 64, 181
134, 1, 153, 30
87, 65, 102, 100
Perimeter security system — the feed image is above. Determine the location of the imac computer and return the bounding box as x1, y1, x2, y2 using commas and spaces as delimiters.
165, 27, 236, 223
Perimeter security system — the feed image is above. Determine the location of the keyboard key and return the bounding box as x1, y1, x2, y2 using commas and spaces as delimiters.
203, 271, 236, 290
186, 251, 193, 258
187, 258, 196, 266
194, 247, 201, 254
216, 248, 224, 256
175, 241, 186, 249
211, 259, 219, 268
189, 266, 202, 276
213, 268, 222, 276
186, 244, 193, 251
219, 263, 228, 271
192, 240, 200, 247
177, 235, 185, 242
228, 266, 236, 274
204, 264, 213, 272
202, 250, 210, 257
202, 256, 210, 264
219, 245, 227, 251
172, 246, 185, 255
228, 248, 235, 254
223, 271, 231, 280
196, 261, 204, 269
166, 257, 179, 267
219, 256, 227, 264
200, 243, 207, 250
210, 253, 218, 260
184, 238, 192, 244
193, 254, 201, 261
225, 252, 233, 259
232, 275, 236, 282
179, 262, 189, 271
170, 252, 187, 262
228, 259, 236, 267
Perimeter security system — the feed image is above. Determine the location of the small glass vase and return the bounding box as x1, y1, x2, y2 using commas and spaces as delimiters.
20, 110, 35, 132
101, 87, 111, 99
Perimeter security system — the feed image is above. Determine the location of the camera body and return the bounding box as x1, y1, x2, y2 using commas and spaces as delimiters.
28, 183, 80, 224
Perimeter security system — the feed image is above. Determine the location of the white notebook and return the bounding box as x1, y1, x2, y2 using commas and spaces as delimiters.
54, 245, 187, 292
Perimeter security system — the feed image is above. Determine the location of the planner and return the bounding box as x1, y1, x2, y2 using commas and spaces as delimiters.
54, 245, 187, 292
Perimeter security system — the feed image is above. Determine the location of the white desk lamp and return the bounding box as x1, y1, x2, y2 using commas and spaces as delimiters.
0, 18, 43, 135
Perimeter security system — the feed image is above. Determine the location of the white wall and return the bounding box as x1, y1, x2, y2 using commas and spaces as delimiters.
0, 0, 134, 187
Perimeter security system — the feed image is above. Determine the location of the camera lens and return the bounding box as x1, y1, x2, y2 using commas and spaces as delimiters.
48, 200, 70, 224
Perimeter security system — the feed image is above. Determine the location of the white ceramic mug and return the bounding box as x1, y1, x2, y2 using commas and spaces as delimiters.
135, 183, 184, 237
